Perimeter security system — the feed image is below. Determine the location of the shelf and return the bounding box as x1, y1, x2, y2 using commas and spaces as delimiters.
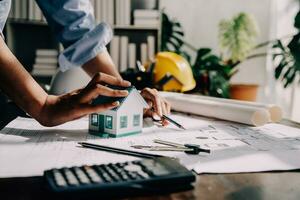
7, 19, 160, 30
7, 18, 48, 26
113, 25, 159, 30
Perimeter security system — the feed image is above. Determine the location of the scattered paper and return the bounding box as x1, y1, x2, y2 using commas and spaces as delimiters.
1, 114, 300, 178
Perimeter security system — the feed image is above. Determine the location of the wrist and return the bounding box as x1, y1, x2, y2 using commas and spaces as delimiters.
35, 95, 59, 127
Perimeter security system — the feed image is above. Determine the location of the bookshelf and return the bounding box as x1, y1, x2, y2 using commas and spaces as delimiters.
4, 0, 161, 85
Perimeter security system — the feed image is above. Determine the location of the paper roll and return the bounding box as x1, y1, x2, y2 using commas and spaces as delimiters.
160, 92, 283, 123
167, 96, 270, 126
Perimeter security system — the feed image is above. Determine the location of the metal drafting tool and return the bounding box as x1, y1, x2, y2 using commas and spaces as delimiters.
131, 139, 210, 155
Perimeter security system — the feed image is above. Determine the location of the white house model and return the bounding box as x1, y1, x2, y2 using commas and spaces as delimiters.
89, 86, 149, 137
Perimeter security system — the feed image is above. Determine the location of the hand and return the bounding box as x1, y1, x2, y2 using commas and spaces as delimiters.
140, 88, 171, 126
38, 73, 131, 127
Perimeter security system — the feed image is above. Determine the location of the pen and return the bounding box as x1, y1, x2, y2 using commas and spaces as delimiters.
162, 115, 186, 130
151, 108, 186, 130
78, 142, 164, 159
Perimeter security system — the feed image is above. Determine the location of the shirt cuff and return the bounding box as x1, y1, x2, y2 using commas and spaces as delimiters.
58, 22, 113, 72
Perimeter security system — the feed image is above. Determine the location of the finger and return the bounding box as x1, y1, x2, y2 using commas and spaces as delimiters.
163, 98, 171, 114
143, 99, 153, 117
146, 99, 153, 108
162, 118, 169, 126
89, 73, 131, 87
64, 101, 120, 122
79, 101, 120, 116
141, 88, 162, 117
79, 84, 128, 103
161, 98, 168, 116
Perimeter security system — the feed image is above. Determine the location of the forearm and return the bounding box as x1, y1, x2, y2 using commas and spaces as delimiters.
82, 51, 122, 79
0, 37, 47, 119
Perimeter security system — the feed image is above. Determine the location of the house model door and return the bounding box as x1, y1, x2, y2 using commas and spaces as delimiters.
98, 115, 105, 132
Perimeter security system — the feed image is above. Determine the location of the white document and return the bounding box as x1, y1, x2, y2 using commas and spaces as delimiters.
1, 114, 300, 178
0, 118, 139, 178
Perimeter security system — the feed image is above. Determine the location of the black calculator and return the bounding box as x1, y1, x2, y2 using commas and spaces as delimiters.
44, 157, 195, 198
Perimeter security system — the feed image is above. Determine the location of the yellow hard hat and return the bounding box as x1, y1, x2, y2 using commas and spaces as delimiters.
152, 52, 196, 92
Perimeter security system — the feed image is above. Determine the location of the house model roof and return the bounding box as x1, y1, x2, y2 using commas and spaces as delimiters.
92, 86, 149, 111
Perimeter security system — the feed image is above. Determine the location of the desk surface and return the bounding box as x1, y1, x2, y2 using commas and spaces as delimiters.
1, 119, 300, 200
1, 172, 300, 200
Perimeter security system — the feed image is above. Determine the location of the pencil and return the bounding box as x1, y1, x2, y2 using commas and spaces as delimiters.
78, 142, 164, 159
162, 115, 186, 130
151, 108, 186, 130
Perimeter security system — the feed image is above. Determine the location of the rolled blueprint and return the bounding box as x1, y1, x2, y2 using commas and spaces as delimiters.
160, 92, 271, 126
186, 94, 282, 123
160, 92, 283, 123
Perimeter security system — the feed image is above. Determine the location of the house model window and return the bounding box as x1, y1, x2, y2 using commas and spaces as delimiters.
133, 114, 140, 126
91, 114, 98, 126
88, 86, 149, 137
120, 116, 127, 128
105, 116, 113, 129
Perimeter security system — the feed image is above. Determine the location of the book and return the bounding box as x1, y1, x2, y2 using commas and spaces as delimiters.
35, 57, 58, 65
33, 1, 42, 21
115, 0, 121, 25
14, 0, 21, 19
124, 0, 131, 25
36, 49, 59, 57
110, 36, 120, 69
120, 36, 129, 72
107, 0, 114, 25
134, 10, 160, 19
95, 0, 101, 23
140, 43, 148, 65
128, 43, 137, 69
31, 68, 57, 76
21, 0, 27, 20
134, 19, 159, 26
147, 36, 156, 60
28, 0, 34, 20
101, 0, 107, 23
33, 64, 57, 70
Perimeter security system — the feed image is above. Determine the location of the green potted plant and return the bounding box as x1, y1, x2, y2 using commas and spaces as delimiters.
218, 12, 260, 101
160, 12, 242, 98
271, 11, 300, 88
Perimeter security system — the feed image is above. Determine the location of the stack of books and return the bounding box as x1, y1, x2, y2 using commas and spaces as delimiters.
90, 0, 114, 25
109, 35, 156, 72
9, 0, 160, 28
115, 0, 131, 26
9, 0, 45, 21
133, 9, 160, 27
31, 49, 58, 76
91, 0, 131, 26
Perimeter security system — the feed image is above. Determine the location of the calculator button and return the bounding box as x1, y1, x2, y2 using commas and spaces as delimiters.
127, 172, 141, 180
74, 167, 90, 184
96, 166, 113, 182
84, 166, 103, 183
137, 171, 150, 179
124, 164, 143, 172
151, 166, 170, 176
63, 168, 79, 186
53, 169, 67, 187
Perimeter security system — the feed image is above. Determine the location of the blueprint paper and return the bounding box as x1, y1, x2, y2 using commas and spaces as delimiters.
160, 91, 283, 123
1, 114, 300, 177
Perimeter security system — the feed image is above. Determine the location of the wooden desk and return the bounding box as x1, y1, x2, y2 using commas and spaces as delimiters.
1, 172, 300, 200
1, 119, 300, 200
